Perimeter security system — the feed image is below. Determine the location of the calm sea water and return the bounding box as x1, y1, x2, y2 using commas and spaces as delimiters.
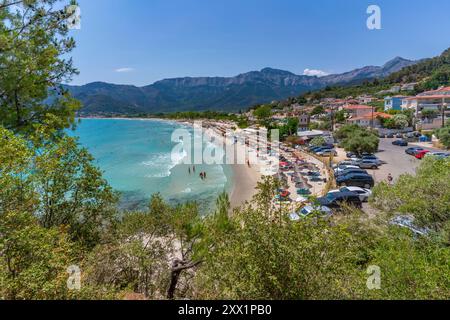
71, 118, 233, 212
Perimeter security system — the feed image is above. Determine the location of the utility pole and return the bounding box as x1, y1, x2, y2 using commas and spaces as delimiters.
442, 99, 447, 128
331, 107, 335, 132
371, 105, 375, 129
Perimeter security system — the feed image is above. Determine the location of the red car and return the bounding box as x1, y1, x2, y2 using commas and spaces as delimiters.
415, 150, 430, 159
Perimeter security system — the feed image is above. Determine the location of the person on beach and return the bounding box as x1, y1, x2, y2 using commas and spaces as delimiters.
200, 172, 204, 180
387, 173, 394, 185
193, 165, 196, 173
188, 167, 191, 175
203, 172, 207, 179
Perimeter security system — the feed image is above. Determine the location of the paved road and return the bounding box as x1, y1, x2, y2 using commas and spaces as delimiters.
367, 138, 442, 183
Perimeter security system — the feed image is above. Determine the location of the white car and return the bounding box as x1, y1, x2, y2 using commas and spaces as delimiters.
390, 215, 429, 236
425, 152, 450, 159
289, 205, 333, 221
316, 149, 338, 157
290, 205, 332, 221
333, 161, 355, 169
328, 186, 372, 202
334, 165, 360, 174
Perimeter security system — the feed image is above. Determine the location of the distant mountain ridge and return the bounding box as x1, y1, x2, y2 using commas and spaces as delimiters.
68, 57, 418, 114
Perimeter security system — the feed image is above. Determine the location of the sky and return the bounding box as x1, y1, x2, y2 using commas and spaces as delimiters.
69, 0, 450, 86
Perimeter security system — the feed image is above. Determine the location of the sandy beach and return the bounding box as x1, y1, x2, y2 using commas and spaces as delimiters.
198, 121, 264, 209
229, 163, 261, 209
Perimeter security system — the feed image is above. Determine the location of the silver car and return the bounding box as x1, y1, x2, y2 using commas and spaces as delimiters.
357, 159, 379, 169
316, 149, 338, 157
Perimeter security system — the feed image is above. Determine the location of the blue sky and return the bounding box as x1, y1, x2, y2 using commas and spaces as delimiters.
69, 0, 450, 86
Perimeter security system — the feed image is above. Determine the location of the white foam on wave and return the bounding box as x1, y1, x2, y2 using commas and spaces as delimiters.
181, 188, 192, 194
142, 149, 187, 178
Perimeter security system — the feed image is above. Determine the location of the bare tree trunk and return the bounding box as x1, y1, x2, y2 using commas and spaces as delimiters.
167, 260, 182, 300
167, 259, 202, 300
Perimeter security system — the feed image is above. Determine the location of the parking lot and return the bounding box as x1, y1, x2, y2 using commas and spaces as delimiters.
367, 138, 443, 183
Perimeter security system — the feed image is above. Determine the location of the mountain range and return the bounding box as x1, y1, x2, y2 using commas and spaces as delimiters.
69, 57, 417, 114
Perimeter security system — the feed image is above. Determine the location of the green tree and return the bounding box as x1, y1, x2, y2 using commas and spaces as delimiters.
334, 110, 347, 123
310, 106, 325, 116
310, 136, 326, 147
435, 124, 450, 149
0, 210, 77, 300
364, 230, 450, 300
421, 109, 438, 120
195, 203, 373, 300
0, 0, 81, 136
84, 194, 207, 300
371, 158, 450, 239
392, 114, 409, 129
0, 126, 118, 248
335, 124, 379, 154
342, 133, 379, 155
253, 105, 272, 121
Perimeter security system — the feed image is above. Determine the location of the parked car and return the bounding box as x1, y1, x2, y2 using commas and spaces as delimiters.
334, 165, 360, 174
308, 146, 323, 153
328, 186, 372, 202
290, 205, 333, 220
405, 132, 422, 139
425, 152, 450, 159
316, 149, 338, 157
390, 215, 429, 236
392, 139, 408, 147
395, 133, 404, 139
312, 147, 329, 154
335, 168, 368, 177
308, 146, 322, 152
336, 173, 375, 189
386, 133, 395, 138
360, 155, 382, 165
357, 159, 379, 169
336, 160, 357, 167
415, 150, 430, 159
346, 151, 372, 158
405, 147, 424, 156
317, 191, 363, 209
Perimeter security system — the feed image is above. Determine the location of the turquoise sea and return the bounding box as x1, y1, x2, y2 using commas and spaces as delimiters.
71, 118, 233, 212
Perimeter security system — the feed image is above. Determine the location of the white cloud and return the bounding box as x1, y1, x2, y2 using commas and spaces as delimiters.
303, 68, 329, 77
115, 67, 134, 73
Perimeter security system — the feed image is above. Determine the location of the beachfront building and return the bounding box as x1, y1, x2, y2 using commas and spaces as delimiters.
297, 129, 325, 140
347, 112, 392, 128
298, 113, 310, 132
385, 96, 407, 111
401, 86, 450, 129
357, 95, 374, 104
401, 83, 417, 91
403, 86, 450, 116
342, 104, 373, 118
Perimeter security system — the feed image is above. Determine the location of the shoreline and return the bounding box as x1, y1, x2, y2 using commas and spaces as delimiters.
194, 121, 263, 209
79, 116, 263, 209
229, 163, 261, 209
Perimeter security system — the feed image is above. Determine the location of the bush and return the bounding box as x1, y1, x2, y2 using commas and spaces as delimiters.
335, 125, 380, 154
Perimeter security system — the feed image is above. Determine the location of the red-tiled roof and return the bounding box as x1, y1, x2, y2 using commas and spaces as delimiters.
343, 104, 373, 110
407, 95, 450, 100
429, 86, 450, 93
348, 112, 393, 121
